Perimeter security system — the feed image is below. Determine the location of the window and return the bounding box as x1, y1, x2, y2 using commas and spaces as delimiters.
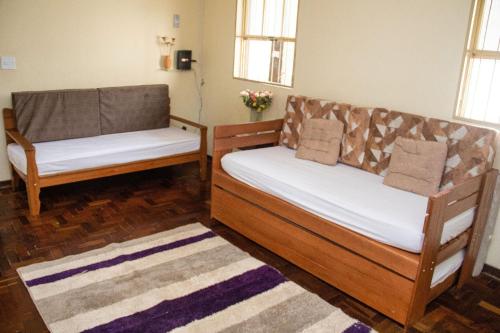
456, 0, 500, 125
233, 0, 299, 87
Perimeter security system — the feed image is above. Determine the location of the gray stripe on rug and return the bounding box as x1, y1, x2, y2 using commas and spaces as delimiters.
27, 237, 227, 301
37, 244, 244, 324
219, 291, 338, 333
18, 223, 376, 333
18, 224, 203, 275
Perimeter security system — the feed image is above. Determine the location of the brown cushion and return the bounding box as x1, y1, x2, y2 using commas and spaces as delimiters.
296, 119, 344, 165
12, 89, 100, 143
384, 137, 448, 196
362, 109, 424, 176
99, 84, 170, 135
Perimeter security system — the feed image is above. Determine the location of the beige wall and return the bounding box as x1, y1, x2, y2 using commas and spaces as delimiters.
1, 0, 499, 268
201, 0, 500, 268
0, 0, 204, 179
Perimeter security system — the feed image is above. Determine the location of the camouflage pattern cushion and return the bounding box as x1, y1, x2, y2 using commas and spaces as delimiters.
362, 109, 424, 176
280, 96, 370, 167
280, 95, 497, 189
422, 119, 497, 189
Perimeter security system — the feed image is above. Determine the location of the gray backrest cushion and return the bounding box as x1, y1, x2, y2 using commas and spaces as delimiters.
12, 89, 100, 143
98, 84, 170, 135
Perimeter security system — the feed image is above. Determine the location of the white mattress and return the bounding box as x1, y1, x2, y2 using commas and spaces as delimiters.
221, 146, 474, 253
8, 127, 200, 176
431, 250, 464, 288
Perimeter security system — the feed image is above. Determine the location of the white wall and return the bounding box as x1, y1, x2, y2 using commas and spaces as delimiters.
0, 0, 204, 180
201, 0, 500, 268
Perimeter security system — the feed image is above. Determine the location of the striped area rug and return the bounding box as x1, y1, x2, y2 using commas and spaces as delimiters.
18, 223, 375, 333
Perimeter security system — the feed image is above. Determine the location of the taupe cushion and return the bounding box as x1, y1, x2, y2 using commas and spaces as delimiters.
296, 119, 344, 165
384, 137, 448, 196
99, 85, 169, 135
12, 89, 100, 143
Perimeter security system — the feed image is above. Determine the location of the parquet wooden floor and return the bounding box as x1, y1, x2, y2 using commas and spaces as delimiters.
0, 163, 499, 332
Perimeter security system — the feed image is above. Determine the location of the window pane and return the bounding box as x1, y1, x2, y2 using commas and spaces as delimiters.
280, 41, 295, 86
233, 0, 298, 86
462, 58, 500, 123
244, 39, 272, 82
245, 0, 264, 35
234, 37, 243, 77
263, 0, 284, 36
477, 0, 500, 51
235, 0, 244, 35
283, 0, 298, 38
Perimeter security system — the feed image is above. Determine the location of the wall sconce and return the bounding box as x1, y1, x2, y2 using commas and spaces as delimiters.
158, 36, 176, 70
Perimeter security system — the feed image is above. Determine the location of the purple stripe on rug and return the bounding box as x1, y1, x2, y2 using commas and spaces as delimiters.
83, 265, 286, 333
25, 231, 216, 287
343, 322, 372, 333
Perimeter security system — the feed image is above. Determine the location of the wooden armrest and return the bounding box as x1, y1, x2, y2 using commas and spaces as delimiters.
6, 129, 35, 152
213, 119, 283, 153
424, 170, 496, 236
211, 119, 283, 169
430, 174, 483, 205
170, 115, 207, 130
214, 119, 283, 138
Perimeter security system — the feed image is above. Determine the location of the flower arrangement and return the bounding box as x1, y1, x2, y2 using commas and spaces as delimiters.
158, 36, 176, 70
240, 90, 273, 112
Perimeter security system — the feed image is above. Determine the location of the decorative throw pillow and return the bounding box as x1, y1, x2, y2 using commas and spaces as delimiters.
296, 119, 344, 165
383, 137, 448, 196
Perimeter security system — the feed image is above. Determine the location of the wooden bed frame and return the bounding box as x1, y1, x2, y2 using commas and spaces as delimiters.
3, 108, 207, 217
210, 119, 498, 331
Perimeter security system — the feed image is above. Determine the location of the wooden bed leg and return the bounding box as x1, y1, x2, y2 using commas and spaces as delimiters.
199, 127, 208, 181
25, 150, 41, 217
26, 179, 40, 217
199, 156, 207, 181
405, 193, 448, 329
457, 170, 498, 288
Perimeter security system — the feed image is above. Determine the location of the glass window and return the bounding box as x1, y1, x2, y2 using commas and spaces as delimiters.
234, 0, 299, 87
456, 0, 500, 125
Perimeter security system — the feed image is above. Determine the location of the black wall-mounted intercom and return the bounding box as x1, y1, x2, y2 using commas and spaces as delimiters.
176, 50, 195, 70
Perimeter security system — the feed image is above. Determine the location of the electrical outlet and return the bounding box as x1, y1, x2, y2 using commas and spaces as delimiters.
1, 56, 16, 70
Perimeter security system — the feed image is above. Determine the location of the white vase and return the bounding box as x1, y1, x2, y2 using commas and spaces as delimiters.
250, 109, 263, 122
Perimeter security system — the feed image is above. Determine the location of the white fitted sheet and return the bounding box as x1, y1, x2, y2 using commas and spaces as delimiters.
8, 127, 200, 176
431, 250, 465, 288
221, 146, 474, 253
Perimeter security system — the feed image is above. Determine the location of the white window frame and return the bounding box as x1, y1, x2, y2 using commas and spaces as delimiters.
233, 0, 299, 88
455, 0, 500, 126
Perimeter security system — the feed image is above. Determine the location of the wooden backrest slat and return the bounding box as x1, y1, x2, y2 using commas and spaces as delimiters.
436, 229, 470, 264
443, 193, 479, 221
214, 119, 283, 138
445, 176, 482, 205
427, 271, 459, 303
214, 132, 280, 151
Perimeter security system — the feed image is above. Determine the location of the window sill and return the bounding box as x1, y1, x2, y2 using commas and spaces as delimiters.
233, 76, 293, 89
453, 116, 500, 131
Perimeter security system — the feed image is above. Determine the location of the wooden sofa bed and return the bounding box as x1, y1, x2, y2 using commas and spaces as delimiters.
211, 96, 498, 331
3, 84, 207, 217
